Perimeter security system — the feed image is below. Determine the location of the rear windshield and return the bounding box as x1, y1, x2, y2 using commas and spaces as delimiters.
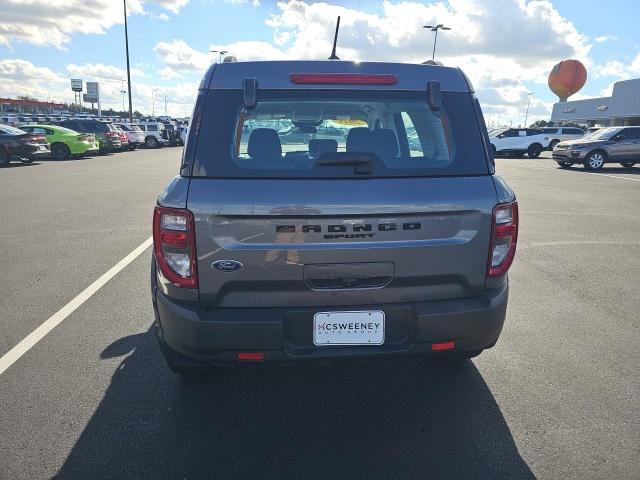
0, 125, 26, 135
191, 90, 488, 178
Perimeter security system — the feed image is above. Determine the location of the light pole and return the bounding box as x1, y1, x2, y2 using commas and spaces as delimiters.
123, 0, 133, 122
120, 79, 126, 113
423, 23, 451, 61
152, 88, 161, 116
210, 50, 228, 63
524, 93, 533, 128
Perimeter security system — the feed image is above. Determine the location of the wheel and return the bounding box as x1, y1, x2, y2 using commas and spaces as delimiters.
51, 143, 70, 160
0, 148, 9, 166
146, 136, 159, 148
557, 161, 573, 168
527, 143, 543, 158
620, 162, 636, 168
583, 151, 606, 170
549, 139, 560, 150
21, 157, 34, 164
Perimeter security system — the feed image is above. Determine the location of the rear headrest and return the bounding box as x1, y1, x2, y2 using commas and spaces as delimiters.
247, 128, 282, 161
370, 128, 399, 157
309, 138, 338, 158
346, 127, 371, 152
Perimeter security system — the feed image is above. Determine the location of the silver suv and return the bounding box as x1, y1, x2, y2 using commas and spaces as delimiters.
553, 126, 640, 169
151, 60, 518, 375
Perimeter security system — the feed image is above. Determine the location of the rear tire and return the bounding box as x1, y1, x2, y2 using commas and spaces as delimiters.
620, 162, 636, 168
51, 143, 70, 160
527, 143, 543, 158
549, 139, 560, 150
21, 157, 34, 164
557, 161, 573, 168
0, 148, 10, 166
583, 150, 606, 170
146, 136, 159, 148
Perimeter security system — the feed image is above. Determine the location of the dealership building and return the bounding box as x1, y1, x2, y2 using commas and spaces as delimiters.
550, 78, 640, 127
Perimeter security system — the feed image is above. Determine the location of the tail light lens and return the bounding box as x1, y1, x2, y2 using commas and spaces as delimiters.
20, 135, 46, 144
487, 202, 518, 277
290, 73, 398, 85
106, 131, 120, 139
153, 206, 198, 288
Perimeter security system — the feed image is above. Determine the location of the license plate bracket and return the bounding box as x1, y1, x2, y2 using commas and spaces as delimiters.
313, 310, 385, 346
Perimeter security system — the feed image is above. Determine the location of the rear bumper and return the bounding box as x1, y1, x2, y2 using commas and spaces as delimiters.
153, 282, 509, 366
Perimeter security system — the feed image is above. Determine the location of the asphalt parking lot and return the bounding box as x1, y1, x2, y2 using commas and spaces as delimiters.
0, 149, 638, 479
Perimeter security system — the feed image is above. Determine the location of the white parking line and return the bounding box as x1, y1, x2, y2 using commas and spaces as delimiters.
504, 163, 640, 183
0, 237, 153, 376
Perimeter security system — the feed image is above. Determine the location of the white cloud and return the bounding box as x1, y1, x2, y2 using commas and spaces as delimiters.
153, 0, 592, 124
0, 58, 196, 117
594, 35, 617, 43
228, 0, 261, 6
158, 67, 185, 80
153, 39, 212, 72
0, 0, 187, 48
150, 12, 171, 21
594, 53, 640, 79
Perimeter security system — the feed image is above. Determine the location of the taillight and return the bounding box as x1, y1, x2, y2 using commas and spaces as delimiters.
106, 131, 120, 139
153, 206, 198, 288
487, 202, 518, 278
290, 73, 398, 85
20, 135, 45, 144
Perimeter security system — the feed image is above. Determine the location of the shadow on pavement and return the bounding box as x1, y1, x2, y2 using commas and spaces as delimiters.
564, 165, 640, 175
0, 161, 40, 168
56, 327, 535, 480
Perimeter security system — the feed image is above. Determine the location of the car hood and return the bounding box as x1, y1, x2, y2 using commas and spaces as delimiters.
557, 138, 604, 148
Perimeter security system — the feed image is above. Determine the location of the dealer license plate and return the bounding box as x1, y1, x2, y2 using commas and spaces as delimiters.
313, 310, 385, 346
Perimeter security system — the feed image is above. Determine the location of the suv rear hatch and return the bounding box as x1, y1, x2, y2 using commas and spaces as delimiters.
184, 65, 497, 308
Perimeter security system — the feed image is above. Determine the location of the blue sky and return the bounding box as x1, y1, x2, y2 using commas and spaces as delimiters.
0, 0, 638, 124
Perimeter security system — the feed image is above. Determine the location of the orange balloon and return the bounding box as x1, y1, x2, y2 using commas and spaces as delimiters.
548, 59, 587, 101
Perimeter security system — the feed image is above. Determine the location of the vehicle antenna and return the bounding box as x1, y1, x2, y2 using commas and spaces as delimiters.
328, 16, 341, 60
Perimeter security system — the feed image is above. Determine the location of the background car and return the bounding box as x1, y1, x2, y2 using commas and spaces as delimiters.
113, 123, 145, 150
552, 126, 640, 169
489, 128, 549, 158
540, 127, 585, 149
0, 124, 50, 166
56, 119, 121, 154
111, 125, 130, 151
19, 124, 99, 160
134, 122, 168, 148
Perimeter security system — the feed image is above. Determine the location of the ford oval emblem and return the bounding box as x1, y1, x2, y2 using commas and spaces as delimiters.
212, 260, 243, 272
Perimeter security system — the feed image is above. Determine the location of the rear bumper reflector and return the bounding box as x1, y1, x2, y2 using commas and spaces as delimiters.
431, 341, 456, 351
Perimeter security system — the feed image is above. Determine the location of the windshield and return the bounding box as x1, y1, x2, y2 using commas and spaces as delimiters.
583, 127, 620, 140
56, 126, 78, 135
191, 89, 488, 178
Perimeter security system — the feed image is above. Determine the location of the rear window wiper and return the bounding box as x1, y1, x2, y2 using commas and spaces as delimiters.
316, 152, 374, 175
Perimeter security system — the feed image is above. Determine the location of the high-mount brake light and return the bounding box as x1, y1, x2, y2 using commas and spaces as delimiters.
487, 202, 519, 278
290, 73, 398, 85
153, 206, 198, 288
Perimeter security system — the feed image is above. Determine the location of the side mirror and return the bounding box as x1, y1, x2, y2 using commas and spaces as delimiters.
614, 134, 625, 141
243, 78, 258, 110
497, 134, 505, 139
